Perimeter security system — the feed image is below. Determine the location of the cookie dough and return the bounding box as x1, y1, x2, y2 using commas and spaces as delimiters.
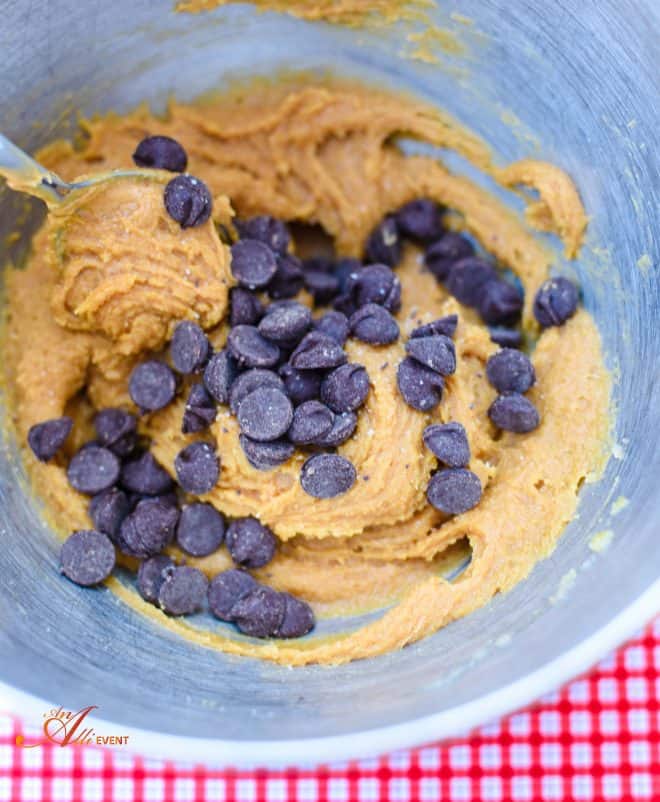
2, 80, 610, 665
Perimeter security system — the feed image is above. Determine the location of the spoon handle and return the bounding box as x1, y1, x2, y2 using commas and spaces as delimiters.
0, 133, 68, 203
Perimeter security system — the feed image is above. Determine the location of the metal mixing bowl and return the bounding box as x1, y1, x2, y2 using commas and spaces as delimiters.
0, 0, 658, 765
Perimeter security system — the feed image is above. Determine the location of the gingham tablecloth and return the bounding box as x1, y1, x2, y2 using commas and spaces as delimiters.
1, 618, 658, 802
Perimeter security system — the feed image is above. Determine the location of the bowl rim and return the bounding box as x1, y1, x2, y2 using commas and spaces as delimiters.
1, 579, 657, 767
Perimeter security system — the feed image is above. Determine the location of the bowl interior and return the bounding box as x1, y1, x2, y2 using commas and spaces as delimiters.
0, 0, 658, 763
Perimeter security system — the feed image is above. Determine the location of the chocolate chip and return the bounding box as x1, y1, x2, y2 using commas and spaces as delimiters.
396, 198, 444, 242
174, 441, 220, 494
303, 257, 335, 274
423, 422, 470, 468
258, 301, 312, 345
446, 258, 498, 306
226, 516, 277, 569
229, 287, 264, 327
203, 349, 240, 405
117, 497, 179, 558
334, 258, 362, 293
267, 254, 305, 299
304, 270, 340, 305
489, 327, 522, 348
314, 411, 357, 447
488, 393, 540, 433
477, 279, 523, 325
426, 468, 482, 514
176, 502, 225, 557
170, 321, 210, 374
137, 554, 175, 603
424, 232, 474, 280
237, 386, 293, 441
277, 593, 315, 638
232, 586, 285, 638
321, 363, 370, 413
332, 292, 357, 317
397, 356, 445, 411
406, 334, 456, 376
129, 360, 177, 413
27, 417, 72, 462
67, 445, 121, 495
315, 310, 349, 345
533, 277, 579, 327
164, 174, 212, 228
94, 408, 137, 458
300, 453, 356, 498
182, 383, 217, 434
239, 434, 295, 470
227, 325, 280, 368
349, 264, 401, 312
158, 565, 208, 615
208, 569, 258, 621
279, 363, 322, 404
365, 215, 402, 267
120, 451, 174, 496
410, 314, 458, 340
230, 239, 278, 289
133, 135, 187, 172
486, 348, 536, 394
290, 331, 347, 370
349, 303, 399, 345
89, 487, 130, 541
60, 530, 115, 587
229, 368, 285, 414
287, 400, 334, 445
235, 215, 290, 255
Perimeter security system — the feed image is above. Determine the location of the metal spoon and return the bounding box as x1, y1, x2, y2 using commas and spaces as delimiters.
0, 132, 155, 205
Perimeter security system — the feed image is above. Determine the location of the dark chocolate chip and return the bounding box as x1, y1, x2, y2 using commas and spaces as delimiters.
176, 502, 225, 557
314, 411, 357, 446
287, 400, 334, 445
300, 453, 356, 498
446, 258, 498, 306
396, 198, 444, 242
304, 270, 340, 305
174, 441, 220, 495
237, 386, 293, 441
332, 292, 357, 317
226, 516, 277, 569
349, 303, 399, 345
426, 468, 482, 514
170, 320, 210, 374
533, 277, 580, 327
229, 286, 264, 327
258, 301, 312, 345
60, 530, 115, 587
334, 258, 362, 293
303, 257, 335, 274
315, 310, 349, 345
235, 215, 290, 255
117, 497, 179, 558
350, 264, 401, 312
489, 327, 523, 348
228, 368, 284, 414
365, 215, 402, 267
94, 408, 137, 458
27, 417, 73, 462
410, 314, 458, 340
406, 334, 456, 376
233, 586, 286, 638
277, 593, 315, 638
182, 383, 217, 434
120, 451, 174, 496
488, 393, 540, 433
67, 445, 121, 495
267, 254, 305, 300
208, 568, 258, 621
129, 360, 177, 413
137, 554, 175, 603
158, 565, 208, 615
477, 279, 523, 325
239, 434, 295, 471
321, 363, 370, 413
279, 363, 322, 404
204, 349, 240, 405
424, 232, 475, 281
230, 239, 278, 289
89, 487, 130, 541
133, 135, 187, 172
290, 331, 347, 370
227, 325, 281, 368
486, 348, 536, 394
164, 174, 212, 228
423, 422, 470, 468
396, 356, 445, 411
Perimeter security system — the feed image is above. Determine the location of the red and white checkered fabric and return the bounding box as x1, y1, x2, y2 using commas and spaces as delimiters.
2, 618, 658, 802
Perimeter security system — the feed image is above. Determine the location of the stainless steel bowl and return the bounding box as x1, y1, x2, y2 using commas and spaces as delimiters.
0, 0, 658, 765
